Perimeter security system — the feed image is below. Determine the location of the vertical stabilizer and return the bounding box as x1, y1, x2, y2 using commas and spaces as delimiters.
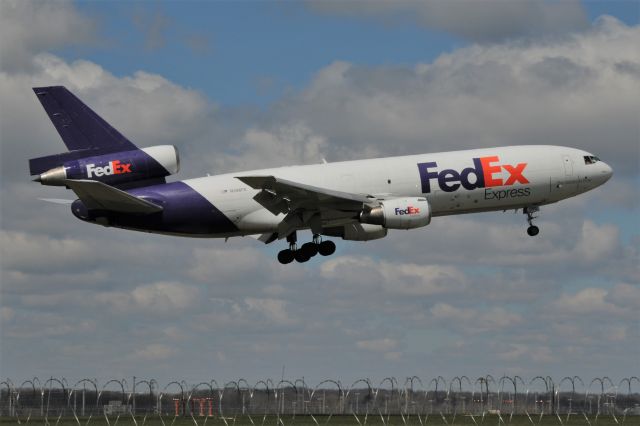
32, 86, 137, 152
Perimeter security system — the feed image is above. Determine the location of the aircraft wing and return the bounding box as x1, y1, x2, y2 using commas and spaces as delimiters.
236, 175, 371, 213
64, 179, 163, 214
236, 175, 374, 239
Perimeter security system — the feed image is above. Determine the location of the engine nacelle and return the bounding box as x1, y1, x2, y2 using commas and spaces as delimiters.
360, 197, 431, 230
322, 223, 388, 241
35, 145, 180, 187
343, 223, 388, 241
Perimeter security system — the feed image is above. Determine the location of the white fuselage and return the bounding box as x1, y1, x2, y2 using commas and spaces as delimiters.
179, 145, 612, 237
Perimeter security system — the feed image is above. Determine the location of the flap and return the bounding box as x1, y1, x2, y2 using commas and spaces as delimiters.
236, 175, 372, 212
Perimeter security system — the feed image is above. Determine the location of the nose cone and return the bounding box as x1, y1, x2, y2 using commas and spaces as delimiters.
601, 161, 613, 183
590, 161, 613, 188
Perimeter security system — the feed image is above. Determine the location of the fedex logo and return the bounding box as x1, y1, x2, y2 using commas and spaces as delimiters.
417, 156, 529, 193
86, 160, 132, 178
395, 206, 420, 215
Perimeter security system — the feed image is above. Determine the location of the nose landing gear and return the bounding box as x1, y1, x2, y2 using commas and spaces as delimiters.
524, 206, 540, 236
277, 233, 336, 264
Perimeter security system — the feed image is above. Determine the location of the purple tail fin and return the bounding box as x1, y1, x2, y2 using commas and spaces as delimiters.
30, 86, 139, 175
32, 86, 137, 152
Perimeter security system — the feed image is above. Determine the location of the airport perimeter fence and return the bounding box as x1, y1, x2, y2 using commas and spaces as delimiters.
1, 376, 639, 424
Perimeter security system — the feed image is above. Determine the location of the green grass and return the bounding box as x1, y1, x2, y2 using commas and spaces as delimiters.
0, 415, 634, 425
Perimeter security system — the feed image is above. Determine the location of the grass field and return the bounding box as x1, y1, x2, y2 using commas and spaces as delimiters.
0, 415, 634, 425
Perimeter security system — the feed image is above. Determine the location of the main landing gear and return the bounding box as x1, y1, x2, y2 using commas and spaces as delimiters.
524, 206, 540, 237
277, 232, 336, 264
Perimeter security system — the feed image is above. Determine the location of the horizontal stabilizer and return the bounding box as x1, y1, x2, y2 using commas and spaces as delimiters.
38, 198, 74, 205
64, 179, 163, 214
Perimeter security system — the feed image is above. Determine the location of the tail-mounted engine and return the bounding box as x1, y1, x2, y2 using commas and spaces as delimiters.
32, 145, 179, 187
360, 197, 431, 229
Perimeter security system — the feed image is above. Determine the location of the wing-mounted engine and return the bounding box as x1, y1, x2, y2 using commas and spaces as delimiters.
32, 145, 179, 187
360, 197, 431, 229
323, 223, 388, 241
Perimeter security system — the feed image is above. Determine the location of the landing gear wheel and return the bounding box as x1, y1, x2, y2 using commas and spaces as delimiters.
524, 206, 540, 237
277, 249, 295, 264
301, 242, 318, 257
318, 240, 336, 256
527, 225, 540, 237
294, 249, 311, 263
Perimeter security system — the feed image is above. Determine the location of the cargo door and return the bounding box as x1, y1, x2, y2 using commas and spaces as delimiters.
552, 155, 579, 197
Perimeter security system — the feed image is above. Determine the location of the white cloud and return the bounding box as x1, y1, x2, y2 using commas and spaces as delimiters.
162, 326, 184, 340
132, 281, 199, 310
0, 306, 15, 322
0, 0, 94, 72
187, 296, 299, 332
210, 123, 329, 172
0, 230, 196, 293
189, 247, 269, 283
309, 0, 588, 41
430, 303, 523, 333
274, 17, 640, 175
96, 281, 199, 313
356, 338, 397, 352
552, 287, 629, 316
132, 343, 177, 361
381, 218, 631, 281
601, 325, 628, 342
3, 311, 96, 338
607, 283, 640, 309
20, 291, 92, 308
488, 220, 620, 268
0, 231, 95, 273
187, 245, 307, 299
498, 343, 553, 363
244, 297, 293, 325
320, 256, 468, 296
383, 351, 402, 361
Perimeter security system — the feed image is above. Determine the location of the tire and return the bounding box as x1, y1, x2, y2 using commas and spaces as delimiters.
318, 240, 336, 256
527, 225, 540, 236
301, 242, 318, 257
277, 249, 295, 264
294, 249, 310, 263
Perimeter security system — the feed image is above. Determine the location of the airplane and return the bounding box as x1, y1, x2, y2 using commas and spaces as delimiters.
29, 86, 613, 264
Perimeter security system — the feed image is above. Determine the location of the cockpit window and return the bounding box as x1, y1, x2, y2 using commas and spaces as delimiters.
584, 155, 599, 165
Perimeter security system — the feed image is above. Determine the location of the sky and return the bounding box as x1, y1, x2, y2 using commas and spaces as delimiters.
0, 0, 639, 390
